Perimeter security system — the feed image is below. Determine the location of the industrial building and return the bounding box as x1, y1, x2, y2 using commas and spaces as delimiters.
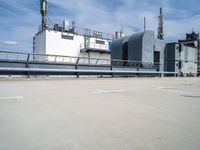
33, 0, 113, 63
188, 33, 200, 74
111, 8, 165, 71
164, 32, 198, 76
111, 31, 166, 71
30, 1, 199, 77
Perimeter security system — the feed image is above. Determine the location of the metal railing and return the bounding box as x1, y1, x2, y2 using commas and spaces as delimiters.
0, 50, 180, 77
38, 24, 114, 40
0, 50, 159, 69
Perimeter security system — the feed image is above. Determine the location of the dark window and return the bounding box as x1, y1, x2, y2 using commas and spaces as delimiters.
154, 51, 160, 63
96, 40, 105, 45
61, 34, 74, 40
176, 62, 179, 67
179, 44, 182, 52
179, 61, 182, 69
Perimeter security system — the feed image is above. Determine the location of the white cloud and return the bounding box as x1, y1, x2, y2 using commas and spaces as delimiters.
0, 41, 18, 45
0, 0, 200, 52
49, 0, 200, 42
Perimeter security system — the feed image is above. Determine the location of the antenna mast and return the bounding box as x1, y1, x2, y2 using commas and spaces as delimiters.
158, 7, 164, 40
40, 0, 48, 30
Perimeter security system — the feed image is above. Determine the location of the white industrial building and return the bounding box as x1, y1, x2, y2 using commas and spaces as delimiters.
33, 25, 112, 62
33, 0, 113, 63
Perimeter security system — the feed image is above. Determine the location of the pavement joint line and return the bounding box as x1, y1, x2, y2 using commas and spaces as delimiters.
181, 95, 200, 98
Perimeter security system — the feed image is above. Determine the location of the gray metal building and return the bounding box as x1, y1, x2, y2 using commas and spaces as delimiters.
164, 41, 198, 76
164, 43, 180, 73
111, 30, 166, 71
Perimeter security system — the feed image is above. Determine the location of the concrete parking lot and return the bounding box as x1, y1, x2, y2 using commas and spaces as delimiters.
0, 77, 200, 150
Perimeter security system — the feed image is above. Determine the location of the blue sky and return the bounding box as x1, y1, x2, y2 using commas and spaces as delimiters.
0, 0, 200, 52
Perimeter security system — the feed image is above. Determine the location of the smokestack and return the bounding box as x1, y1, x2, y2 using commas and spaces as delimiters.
158, 7, 164, 40
120, 27, 125, 38
144, 17, 146, 32
40, 0, 48, 30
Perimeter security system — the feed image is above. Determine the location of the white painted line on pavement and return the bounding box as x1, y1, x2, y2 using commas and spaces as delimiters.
0, 96, 23, 100
92, 89, 127, 94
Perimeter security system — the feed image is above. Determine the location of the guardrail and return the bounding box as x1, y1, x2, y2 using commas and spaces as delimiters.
38, 24, 114, 40
0, 50, 177, 77
0, 50, 158, 67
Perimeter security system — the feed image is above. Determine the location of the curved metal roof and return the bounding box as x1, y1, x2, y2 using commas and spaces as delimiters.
128, 32, 145, 43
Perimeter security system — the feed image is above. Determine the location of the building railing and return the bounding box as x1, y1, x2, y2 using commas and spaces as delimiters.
0, 50, 159, 69
38, 24, 114, 40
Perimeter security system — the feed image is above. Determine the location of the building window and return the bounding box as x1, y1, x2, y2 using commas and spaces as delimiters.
61, 34, 74, 40
179, 61, 182, 69
176, 62, 179, 67
96, 40, 105, 45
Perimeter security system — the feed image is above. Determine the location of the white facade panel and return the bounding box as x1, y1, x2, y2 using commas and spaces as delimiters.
34, 32, 46, 54
46, 30, 84, 57
34, 32, 46, 61
80, 37, 111, 50
79, 52, 111, 65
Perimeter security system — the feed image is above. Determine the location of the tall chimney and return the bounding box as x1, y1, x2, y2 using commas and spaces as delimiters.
40, 0, 48, 30
144, 17, 146, 32
158, 7, 164, 40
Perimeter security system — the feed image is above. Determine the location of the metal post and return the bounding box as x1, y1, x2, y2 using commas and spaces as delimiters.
76, 57, 80, 78
95, 59, 99, 65
26, 53, 30, 78
54, 56, 57, 62
111, 66, 115, 78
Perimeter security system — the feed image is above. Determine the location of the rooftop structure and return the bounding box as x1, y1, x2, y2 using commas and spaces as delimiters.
33, 0, 113, 62
182, 32, 200, 73
165, 33, 198, 76
111, 30, 166, 71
